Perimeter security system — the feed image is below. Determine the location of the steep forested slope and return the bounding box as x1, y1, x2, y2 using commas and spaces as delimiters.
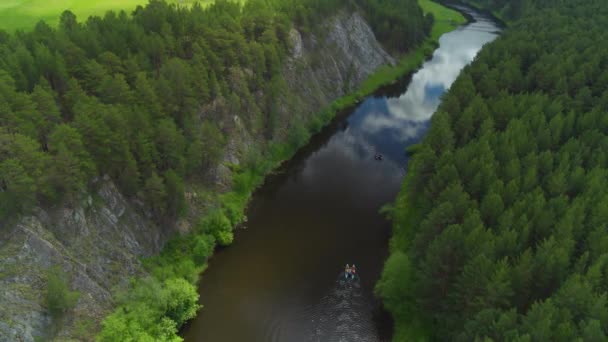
0, 0, 431, 340
378, 0, 608, 340
0, 0, 428, 232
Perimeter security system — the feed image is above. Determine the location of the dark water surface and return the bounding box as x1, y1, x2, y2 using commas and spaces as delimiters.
184, 7, 499, 342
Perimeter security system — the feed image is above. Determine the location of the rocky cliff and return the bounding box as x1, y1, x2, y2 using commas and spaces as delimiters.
0, 178, 165, 341
284, 11, 395, 109
0, 11, 395, 341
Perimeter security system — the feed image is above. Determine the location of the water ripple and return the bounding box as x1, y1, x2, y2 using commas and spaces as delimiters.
308, 276, 380, 342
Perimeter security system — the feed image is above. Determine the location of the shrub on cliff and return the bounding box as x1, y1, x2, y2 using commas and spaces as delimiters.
46, 266, 80, 319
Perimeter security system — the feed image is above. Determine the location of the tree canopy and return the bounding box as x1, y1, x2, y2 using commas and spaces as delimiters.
0, 0, 427, 225
379, 0, 608, 340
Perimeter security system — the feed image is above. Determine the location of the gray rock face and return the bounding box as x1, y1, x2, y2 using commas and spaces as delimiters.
325, 12, 395, 82
0, 180, 164, 341
284, 11, 394, 103
0, 10, 396, 341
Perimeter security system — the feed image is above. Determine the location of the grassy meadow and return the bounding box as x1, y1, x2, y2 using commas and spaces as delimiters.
0, 0, 464, 33
0, 0, 221, 32
419, 0, 467, 40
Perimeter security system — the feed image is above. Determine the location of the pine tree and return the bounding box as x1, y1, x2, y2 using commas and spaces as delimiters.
481, 191, 504, 227
0, 159, 36, 218
144, 172, 166, 216
164, 169, 186, 218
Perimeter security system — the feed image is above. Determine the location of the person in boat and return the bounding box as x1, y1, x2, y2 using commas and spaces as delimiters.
351, 264, 357, 279
345, 264, 351, 280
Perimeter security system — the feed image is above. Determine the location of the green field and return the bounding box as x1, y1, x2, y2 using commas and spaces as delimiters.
0, 0, 222, 32
419, 0, 467, 40
0, 0, 464, 33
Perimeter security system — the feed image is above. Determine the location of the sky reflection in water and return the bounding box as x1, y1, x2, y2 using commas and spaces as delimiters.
333, 23, 500, 174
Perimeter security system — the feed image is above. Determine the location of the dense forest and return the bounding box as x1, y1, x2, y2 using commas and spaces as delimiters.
378, 0, 608, 340
0, 0, 431, 340
0, 0, 429, 225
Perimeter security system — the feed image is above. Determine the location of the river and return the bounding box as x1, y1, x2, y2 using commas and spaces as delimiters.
183, 6, 500, 342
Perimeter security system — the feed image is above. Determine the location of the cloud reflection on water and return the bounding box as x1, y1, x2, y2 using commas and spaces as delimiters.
340, 23, 500, 166
301, 20, 499, 192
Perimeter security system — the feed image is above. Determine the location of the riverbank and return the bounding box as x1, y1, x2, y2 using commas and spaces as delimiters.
438, 0, 510, 25
351, 0, 467, 100
97, 1, 466, 340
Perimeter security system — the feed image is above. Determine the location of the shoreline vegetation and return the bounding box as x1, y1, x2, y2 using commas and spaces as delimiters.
437, 0, 509, 27
358, 0, 467, 99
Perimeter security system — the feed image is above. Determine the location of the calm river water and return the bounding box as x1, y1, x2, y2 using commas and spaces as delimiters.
183, 6, 500, 342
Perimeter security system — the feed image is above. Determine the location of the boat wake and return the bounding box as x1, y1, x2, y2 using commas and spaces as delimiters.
308, 275, 380, 342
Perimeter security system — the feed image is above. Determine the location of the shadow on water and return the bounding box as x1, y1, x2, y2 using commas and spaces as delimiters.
257, 108, 353, 199
182, 5, 500, 342
372, 73, 416, 100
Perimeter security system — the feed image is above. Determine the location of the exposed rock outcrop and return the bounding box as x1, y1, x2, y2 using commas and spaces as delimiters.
0, 180, 164, 341
284, 11, 395, 104
280, 12, 395, 124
